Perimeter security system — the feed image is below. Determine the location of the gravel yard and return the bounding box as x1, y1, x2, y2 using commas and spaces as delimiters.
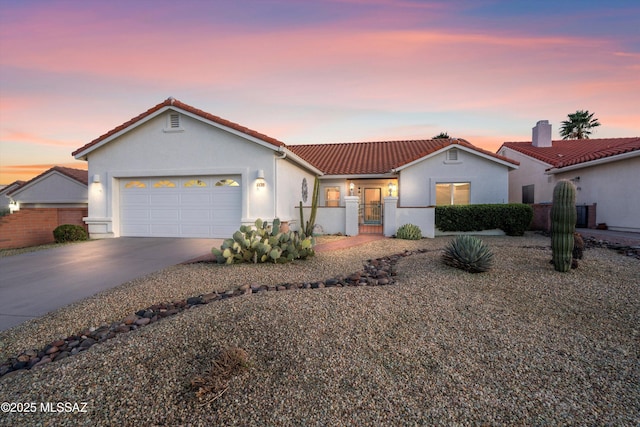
0, 233, 638, 426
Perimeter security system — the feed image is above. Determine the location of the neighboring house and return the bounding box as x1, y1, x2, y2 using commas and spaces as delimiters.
0, 180, 25, 212
0, 166, 88, 249
72, 98, 518, 239
498, 120, 640, 232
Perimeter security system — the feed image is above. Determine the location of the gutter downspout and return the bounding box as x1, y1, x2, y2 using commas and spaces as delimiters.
274, 148, 288, 220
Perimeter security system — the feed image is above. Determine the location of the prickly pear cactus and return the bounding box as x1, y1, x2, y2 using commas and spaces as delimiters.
212, 218, 314, 264
551, 180, 577, 272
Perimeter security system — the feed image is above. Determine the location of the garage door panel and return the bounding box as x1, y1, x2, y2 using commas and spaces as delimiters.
181, 209, 211, 221
150, 194, 180, 204
180, 193, 212, 205
149, 209, 180, 221
150, 224, 180, 236
120, 175, 241, 238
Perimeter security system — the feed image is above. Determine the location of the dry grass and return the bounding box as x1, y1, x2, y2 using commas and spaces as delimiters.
190, 347, 250, 402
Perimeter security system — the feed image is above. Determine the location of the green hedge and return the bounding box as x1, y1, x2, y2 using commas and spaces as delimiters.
53, 224, 88, 243
435, 204, 533, 236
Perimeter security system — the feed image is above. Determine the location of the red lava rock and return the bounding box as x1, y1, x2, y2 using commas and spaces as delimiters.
123, 314, 138, 325
45, 346, 59, 355
135, 317, 151, 326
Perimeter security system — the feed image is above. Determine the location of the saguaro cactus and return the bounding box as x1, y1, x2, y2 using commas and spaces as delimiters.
551, 180, 577, 272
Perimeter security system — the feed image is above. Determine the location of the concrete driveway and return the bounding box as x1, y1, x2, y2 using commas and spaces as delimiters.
0, 238, 221, 331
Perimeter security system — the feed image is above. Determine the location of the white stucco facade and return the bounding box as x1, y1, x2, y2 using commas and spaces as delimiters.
551, 155, 640, 232
498, 147, 556, 204
397, 146, 512, 206
499, 145, 640, 232
8, 171, 87, 210
76, 107, 319, 238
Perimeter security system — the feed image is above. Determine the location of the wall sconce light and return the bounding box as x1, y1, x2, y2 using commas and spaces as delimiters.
92, 174, 101, 183
388, 182, 397, 196
349, 182, 355, 196
256, 169, 266, 188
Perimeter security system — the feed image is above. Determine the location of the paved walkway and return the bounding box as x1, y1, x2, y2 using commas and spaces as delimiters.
314, 234, 387, 252
0, 238, 221, 331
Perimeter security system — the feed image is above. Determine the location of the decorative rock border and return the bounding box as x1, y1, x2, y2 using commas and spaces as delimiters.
0, 249, 428, 379
583, 236, 640, 259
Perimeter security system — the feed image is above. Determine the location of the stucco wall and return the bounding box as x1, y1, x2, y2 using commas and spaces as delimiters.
10, 173, 87, 205
499, 147, 556, 204
400, 149, 510, 206
84, 111, 289, 237
275, 157, 317, 223
554, 156, 640, 232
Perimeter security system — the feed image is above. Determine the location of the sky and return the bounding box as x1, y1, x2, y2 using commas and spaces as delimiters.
1, 0, 639, 184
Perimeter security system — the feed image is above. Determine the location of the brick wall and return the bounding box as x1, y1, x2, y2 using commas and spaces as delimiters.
0, 207, 88, 250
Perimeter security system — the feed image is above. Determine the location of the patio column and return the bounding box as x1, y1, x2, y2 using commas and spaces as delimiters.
383, 197, 398, 237
344, 196, 359, 236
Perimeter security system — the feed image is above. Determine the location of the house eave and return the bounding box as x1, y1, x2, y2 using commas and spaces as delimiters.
74, 105, 289, 160
546, 150, 640, 174
394, 145, 519, 172
278, 147, 324, 176
319, 173, 398, 180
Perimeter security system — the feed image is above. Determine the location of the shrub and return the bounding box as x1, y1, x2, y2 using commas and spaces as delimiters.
435, 204, 533, 236
53, 224, 88, 243
212, 218, 314, 264
0, 208, 9, 217
396, 223, 422, 240
442, 235, 493, 273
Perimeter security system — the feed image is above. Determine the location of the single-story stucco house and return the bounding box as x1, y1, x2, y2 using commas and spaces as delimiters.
0, 166, 88, 249
72, 98, 519, 239
498, 120, 640, 232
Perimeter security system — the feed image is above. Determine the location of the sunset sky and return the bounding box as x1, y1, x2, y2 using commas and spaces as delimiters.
1, 0, 639, 184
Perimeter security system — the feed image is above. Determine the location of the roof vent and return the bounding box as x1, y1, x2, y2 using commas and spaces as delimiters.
170, 113, 180, 128
532, 120, 552, 148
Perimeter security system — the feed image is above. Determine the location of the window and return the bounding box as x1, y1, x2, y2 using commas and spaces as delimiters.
522, 184, 534, 204
153, 180, 176, 188
325, 187, 340, 207
215, 179, 239, 187
184, 179, 207, 188
436, 182, 470, 205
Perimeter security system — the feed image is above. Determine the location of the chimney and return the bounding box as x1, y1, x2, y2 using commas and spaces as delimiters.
532, 120, 552, 147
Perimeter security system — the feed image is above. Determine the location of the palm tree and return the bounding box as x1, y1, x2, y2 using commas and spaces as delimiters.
559, 110, 601, 139
433, 132, 450, 139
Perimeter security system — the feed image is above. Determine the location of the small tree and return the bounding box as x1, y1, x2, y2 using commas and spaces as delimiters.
433, 132, 450, 139
559, 110, 600, 140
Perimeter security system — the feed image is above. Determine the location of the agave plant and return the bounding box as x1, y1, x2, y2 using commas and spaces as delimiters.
442, 235, 493, 273
396, 223, 422, 240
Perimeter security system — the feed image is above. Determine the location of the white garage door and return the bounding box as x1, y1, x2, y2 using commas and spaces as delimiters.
120, 176, 241, 237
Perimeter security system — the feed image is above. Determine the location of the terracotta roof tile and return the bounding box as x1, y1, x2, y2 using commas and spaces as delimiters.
289, 139, 518, 175
500, 137, 640, 169
72, 98, 285, 157
8, 166, 88, 195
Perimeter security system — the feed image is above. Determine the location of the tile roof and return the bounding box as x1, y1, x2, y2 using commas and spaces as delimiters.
8, 166, 88, 196
72, 98, 285, 157
500, 137, 640, 169
288, 139, 518, 175
0, 180, 25, 196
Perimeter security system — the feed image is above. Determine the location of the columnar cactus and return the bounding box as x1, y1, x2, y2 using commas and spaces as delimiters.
551, 180, 577, 272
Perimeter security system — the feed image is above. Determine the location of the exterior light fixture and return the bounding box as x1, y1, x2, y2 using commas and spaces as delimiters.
92, 174, 101, 183
388, 182, 396, 196
349, 182, 355, 196
256, 169, 266, 188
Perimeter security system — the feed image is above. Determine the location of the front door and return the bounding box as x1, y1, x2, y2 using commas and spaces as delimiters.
363, 188, 382, 224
